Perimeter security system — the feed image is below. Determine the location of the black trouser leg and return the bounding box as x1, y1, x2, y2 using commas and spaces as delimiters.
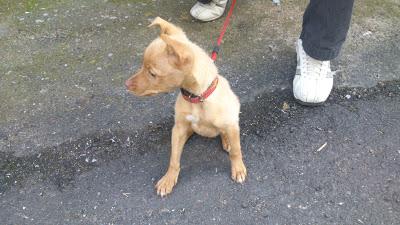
197, 0, 212, 3
300, 0, 355, 61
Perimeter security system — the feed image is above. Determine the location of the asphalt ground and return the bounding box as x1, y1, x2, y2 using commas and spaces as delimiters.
0, 0, 399, 224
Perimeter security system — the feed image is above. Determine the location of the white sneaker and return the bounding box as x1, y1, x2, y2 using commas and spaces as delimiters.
190, 0, 228, 22
293, 39, 333, 105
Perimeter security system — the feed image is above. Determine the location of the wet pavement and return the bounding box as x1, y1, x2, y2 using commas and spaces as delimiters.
0, 0, 399, 224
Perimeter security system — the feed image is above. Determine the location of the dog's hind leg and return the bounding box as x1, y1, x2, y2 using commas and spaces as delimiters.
156, 122, 193, 197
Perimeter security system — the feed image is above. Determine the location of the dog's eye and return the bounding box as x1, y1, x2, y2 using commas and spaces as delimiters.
149, 71, 157, 78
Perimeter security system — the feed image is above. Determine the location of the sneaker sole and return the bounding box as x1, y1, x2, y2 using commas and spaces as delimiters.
294, 98, 325, 107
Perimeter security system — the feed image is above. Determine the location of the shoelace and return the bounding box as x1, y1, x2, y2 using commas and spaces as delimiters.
214, 0, 228, 7
198, 0, 226, 10
302, 50, 330, 78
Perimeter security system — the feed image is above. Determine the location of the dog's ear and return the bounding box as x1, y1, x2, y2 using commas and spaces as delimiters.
149, 17, 184, 36
160, 34, 193, 69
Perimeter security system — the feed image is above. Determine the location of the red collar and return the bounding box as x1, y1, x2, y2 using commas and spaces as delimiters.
180, 77, 219, 103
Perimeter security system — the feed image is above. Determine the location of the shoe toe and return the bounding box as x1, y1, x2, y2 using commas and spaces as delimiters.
190, 3, 224, 21
196, 10, 219, 21
293, 75, 332, 104
190, 3, 204, 17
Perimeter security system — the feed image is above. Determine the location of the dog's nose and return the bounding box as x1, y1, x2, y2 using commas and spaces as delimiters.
125, 79, 133, 89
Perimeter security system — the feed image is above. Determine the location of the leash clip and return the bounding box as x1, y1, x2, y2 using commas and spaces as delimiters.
212, 46, 220, 55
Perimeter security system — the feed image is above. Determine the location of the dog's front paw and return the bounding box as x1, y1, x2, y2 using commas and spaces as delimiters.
231, 160, 247, 183
155, 171, 178, 197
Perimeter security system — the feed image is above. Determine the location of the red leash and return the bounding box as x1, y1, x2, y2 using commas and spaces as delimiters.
211, 0, 237, 61
180, 1, 237, 103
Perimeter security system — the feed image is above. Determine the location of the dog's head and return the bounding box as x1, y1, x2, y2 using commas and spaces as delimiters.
125, 17, 194, 96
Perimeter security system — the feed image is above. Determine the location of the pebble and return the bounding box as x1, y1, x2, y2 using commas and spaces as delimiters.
282, 101, 290, 111
363, 31, 372, 36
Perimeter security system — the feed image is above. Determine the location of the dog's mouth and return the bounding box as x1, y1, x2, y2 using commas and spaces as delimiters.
127, 89, 160, 97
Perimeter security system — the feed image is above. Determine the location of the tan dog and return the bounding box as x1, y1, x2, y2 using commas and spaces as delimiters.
125, 17, 247, 197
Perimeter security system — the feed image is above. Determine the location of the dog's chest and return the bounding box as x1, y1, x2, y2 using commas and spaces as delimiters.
184, 106, 203, 124
184, 106, 219, 137
185, 114, 199, 124
185, 112, 218, 137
